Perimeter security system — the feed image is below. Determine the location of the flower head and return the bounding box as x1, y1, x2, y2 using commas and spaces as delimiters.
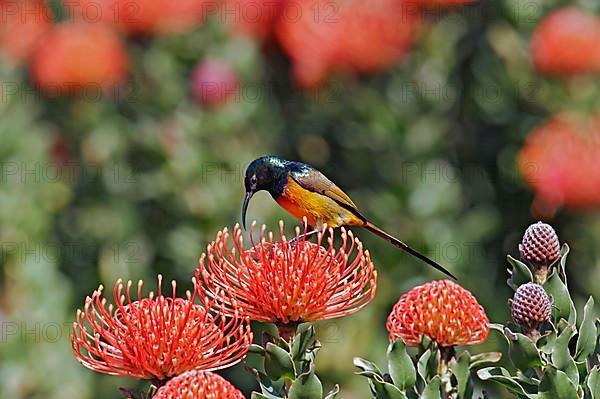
197, 221, 377, 324
518, 112, 600, 212
512, 283, 552, 331
71, 275, 252, 381
387, 280, 489, 347
519, 222, 560, 267
154, 370, 245, 399
531, 7, 600, 75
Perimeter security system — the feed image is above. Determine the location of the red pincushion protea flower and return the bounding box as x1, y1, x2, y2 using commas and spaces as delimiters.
71, 0, 206, 36
30, 23, 128, 95
0, 0, 53, 63
71, 275, 252, 382
387, 280, 489, 347
223, 0, 285, 40
197, 222, 377, 325
276, 0, 421, 87
154, 370, 245, 399
531, 7, 600, 75
518, 113, 600, 211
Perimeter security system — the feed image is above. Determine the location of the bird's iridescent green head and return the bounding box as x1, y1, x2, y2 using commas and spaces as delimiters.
242, 156, 289, 229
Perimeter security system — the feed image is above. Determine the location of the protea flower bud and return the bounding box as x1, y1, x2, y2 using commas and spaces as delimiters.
511, 283, 552, 335
519, 221, 560, 283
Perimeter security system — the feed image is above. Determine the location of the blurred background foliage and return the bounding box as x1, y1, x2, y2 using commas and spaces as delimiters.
1, 0, 600, 397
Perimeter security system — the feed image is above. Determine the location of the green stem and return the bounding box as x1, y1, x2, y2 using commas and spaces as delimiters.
439, 347, 456, 399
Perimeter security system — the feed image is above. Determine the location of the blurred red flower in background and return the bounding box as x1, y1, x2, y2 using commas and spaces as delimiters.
223, 0, 285, 40
407, 0, 476, 6
387, 280, 489, 347
71, 275, 252, 382
0, 0, 53, 63
276, 0, 422, 87
191, 58, 239, 107
154, 370, 245, 399
30, 23, 128, 96
70, 0, 207, 36
197, 222, 377, 325
531, 7, 600, 75
518, 113, 600, 211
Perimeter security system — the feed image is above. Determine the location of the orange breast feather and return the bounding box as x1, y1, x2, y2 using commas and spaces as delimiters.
275, 175, 362, 228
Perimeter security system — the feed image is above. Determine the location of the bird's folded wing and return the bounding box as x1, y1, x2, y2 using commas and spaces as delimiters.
289, 169, 367, 221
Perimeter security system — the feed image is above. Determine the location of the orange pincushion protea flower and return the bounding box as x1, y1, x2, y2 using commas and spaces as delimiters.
387, 280, 489, 347
71, 275, 252, 381
276, 0, 421, 87
518, 112, 600, 211
154, 370, 245, 399
197, 222, 377, 324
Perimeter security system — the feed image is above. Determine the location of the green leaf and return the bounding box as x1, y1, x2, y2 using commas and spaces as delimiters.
250, 344, 266, 355
469, 352, 502, 369
451, 351, 472, 399
505, 328, 543, 371
417, 348, 438, 383
537, 329, 557, 354
552, 324, 578, 385
476, 367, 532, 396
587, 366, 600, 399
254, 370, 286, 398
575, 297, 597, 361
324, 384, 340, 399
251, 393, 283, 399
557, 243, 570, 279
507, 255, 533, 289
369, 380, 408, 399
420, 376, 441, 399
288, 366, 323, 399
264, 342, 295, 381
387, 339, 417, 390
538, 366, 579, 399
291, 323, 317, 362
544, 268, 576, 324
354, 357, 383, 375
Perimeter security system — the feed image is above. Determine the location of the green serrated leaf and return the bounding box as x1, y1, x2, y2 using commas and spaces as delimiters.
588, 366, 600, 399
420, 376, 441, 399
552, 324, 578, 385
538, 366, 579, 399
476, 367, 531, 396
544, 268, 576, 324
264, 342, 295, 381
388, 339, 417, 390
507, 255, 534, 289
505, 328, 543, 371
452, 351, 472, 399
575, 297, 597, 361
469, 352, 502, 369
324, 384, 340, 399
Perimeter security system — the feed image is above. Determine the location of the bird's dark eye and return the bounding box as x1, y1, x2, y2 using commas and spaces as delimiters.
250, 175, 257, 184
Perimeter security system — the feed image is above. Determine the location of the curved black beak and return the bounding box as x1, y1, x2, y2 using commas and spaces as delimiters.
241, 191, 254, 230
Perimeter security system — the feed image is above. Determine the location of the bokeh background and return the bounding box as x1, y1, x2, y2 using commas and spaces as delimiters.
1, 0, 600, 397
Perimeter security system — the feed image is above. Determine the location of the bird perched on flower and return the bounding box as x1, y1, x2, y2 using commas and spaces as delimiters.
241, 155, 456, 279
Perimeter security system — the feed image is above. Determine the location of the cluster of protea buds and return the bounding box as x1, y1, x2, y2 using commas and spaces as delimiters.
477, 222, 600, 399
518, 221, 561, 283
